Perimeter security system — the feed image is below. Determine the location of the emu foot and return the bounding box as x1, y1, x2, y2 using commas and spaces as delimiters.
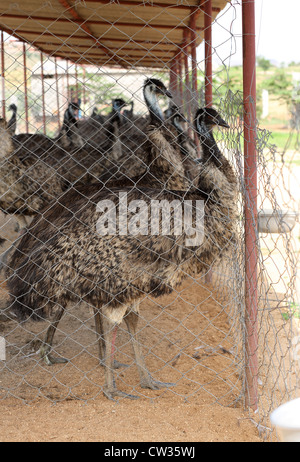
39, 345, 68, 366
140, 375, 176, 390
103, 387, 139, 401
100, 358, 129, 370
112, 359, 129, 369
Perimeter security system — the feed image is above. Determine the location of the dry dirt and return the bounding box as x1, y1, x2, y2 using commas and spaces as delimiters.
0, 271, 262, 442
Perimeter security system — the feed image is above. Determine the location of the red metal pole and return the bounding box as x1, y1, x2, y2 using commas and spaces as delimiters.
190, 9, 201, 156
182, 30, 191, 120
40, 52, 46, 135
204, 0, 213, 107
66, 60, 70, 101
242, 0, 258, 412
82, 66, 86, 106
169, 57, 178, 102
55, 58, 61, 131
182, 31, 193, 139
178, 52, 183, 107
75, 63, 79, 103
1, 31, 5, 120
23, 43, 29, 133
204, 0, 213, 284
190, 9, 198, 104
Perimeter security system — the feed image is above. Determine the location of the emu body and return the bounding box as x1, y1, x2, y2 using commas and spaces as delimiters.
6, 107, 238, 400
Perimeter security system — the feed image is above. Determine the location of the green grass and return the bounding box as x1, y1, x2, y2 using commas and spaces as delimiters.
281, 303, 300, 321
268, 131, 299, 151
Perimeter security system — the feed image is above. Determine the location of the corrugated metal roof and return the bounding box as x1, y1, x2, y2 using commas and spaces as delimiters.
0, 0, 229, 68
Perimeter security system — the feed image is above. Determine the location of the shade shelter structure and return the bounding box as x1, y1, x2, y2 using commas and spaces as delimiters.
0, 1, 298, 438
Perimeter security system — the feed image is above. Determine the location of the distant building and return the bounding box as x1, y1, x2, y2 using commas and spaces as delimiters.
31, 58, 161, 120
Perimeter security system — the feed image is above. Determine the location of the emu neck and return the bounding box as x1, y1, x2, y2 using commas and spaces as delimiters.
111, 120, 122, 161
197, 119, 237, 188
197, 121, 222, 165
144, 85, 164, 124
172, 117, 184, 134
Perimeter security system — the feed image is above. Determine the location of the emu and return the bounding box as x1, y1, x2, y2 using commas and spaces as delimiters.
59, 101, 84, 149
100, 78, 198, 190
6, 107, 238, 400
7, 104, 17, 135
17, 78, 197, 367
0, 80, 174, 268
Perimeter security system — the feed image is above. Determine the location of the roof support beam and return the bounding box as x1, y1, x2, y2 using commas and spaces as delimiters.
0, 28, 180, 48
56, 0, 129, 68
83, 0, 221, 13
0, 13, 197, 31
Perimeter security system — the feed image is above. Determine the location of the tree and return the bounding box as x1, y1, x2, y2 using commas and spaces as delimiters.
262, 68, 293, 103
257, 56, 271, 72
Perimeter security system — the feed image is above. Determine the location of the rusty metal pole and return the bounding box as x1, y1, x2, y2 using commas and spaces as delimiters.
242, 0, 258, 412
182, 30, 192, 127
1, 31, 5, 120
204, 0, 213, 107
178, 51, 183, 107
190, 9, 198, 106
40, 52, 46, 135
82, 66, 86, 107
23, 43, 29, 133
75, 63, 79, 103
204, 0, 213, 284
190, 9, 201, 156
66, 60, 70, 101
54, 57, 61, 131
169, 57, 178, 102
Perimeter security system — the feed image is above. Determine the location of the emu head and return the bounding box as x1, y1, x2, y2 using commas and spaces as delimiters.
144, 78, 172, 99
143, 78, 172, 123
194, 107, 230, 133
164, 103, 187, 133
112, 98, 127, 112
8, 104, 17, 114
64, 102, 81, 129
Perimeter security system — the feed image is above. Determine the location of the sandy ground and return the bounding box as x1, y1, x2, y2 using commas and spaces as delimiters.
0, 398, 261, 442
0, 273, 262, 442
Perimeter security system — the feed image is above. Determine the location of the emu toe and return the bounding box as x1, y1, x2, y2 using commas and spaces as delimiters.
39, 345, 68, 366
140, 375, 176, 390
99, 358, 129, 369
103, 387, 139, 401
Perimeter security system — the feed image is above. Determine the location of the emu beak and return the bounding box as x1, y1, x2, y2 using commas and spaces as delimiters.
166, 90, 173, 99
217, 116, 230, 129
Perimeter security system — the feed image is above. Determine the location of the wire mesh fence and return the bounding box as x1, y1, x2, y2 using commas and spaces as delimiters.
0, 0, 299, 441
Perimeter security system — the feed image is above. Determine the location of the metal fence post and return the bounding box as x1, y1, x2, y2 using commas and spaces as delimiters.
40, 51, 46, 135
1, 31, 5, 119
204, 0, 213, 107
23, 43, 29, 133
242, 0, 258, 412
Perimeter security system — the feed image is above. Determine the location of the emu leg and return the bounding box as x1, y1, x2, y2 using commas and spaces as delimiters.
93, 308, 128, 369
39, 306, 68, 365
93, 308, 105, 361
102, 316, 138, 401
124, 310, 175, 390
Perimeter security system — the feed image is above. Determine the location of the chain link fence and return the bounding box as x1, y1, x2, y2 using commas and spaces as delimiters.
0, 0, 299, 441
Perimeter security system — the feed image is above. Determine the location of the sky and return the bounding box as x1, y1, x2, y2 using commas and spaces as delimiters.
198, 0, 300, 67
